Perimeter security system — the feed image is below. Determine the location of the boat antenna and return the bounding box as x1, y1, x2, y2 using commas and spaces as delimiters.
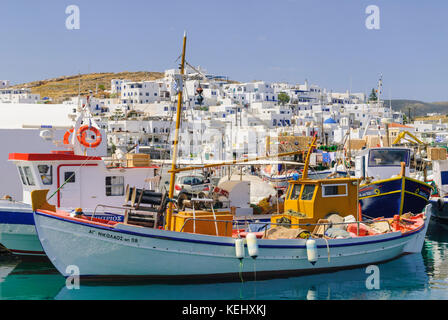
166, 31, 187, 230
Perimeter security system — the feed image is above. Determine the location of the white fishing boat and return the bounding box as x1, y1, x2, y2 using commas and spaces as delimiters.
32, 150, 431, 280
31, 33, 431, 282
0, 107, 159, 256
32, 205, 429, 281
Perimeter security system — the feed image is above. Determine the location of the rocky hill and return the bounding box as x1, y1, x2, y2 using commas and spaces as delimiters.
390, 99, 448, 117
11, 71, 164, 103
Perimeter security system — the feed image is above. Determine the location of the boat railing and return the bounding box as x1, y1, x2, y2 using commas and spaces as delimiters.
178, 216, 393, 237
92, 204, 133, 219
91, 204, 158, 226
259, 218, 393, 237
179, 217, 234, 236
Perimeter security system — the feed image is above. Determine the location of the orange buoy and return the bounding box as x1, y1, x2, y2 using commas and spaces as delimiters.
76, 125, 102, 148
63, 128, 74, 145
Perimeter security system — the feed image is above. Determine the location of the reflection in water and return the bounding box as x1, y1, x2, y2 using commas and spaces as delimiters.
423, 220, 448, 294
1, 222, 448, 300
0, 256, 65, 300
55, 254, 431, 300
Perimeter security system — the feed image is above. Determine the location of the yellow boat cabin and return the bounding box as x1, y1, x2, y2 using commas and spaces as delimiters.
272, 176, 360, 232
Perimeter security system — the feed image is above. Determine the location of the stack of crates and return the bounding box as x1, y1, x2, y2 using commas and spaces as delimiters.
428, 147, 447, 160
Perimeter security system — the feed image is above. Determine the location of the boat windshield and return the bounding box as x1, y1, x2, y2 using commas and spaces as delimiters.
368, 149, 409, 167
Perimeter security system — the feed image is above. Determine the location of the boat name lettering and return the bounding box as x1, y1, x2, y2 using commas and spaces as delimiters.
90, 230, 138, 243
359, 189, 377, 197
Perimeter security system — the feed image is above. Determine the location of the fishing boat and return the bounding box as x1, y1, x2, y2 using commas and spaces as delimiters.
0, 110, 159, 256
31, 156, 431, 281
30, 33, 431, 281
356, 147, 432, 219
427, 159, 448, 222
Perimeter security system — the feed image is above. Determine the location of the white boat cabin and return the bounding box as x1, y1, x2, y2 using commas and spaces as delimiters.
8, 151, 159, 210
355, 147, 411, 181
432, 160, 448, 197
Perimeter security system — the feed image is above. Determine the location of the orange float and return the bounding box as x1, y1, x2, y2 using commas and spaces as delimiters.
63, 128, 74, 145
76, 125, 102, 148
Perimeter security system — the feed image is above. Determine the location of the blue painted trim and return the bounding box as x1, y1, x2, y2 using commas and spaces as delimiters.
0, 209, 123, 225
0, 210, 34, 225
34, 210, 425, 250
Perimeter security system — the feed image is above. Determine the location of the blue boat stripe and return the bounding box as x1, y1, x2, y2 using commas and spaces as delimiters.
0, 210, 123, 225
34, 211, 425, 249
0, 210, 35, 225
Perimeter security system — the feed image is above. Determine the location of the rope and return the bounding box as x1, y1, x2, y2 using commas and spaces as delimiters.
323, 237, 330, 263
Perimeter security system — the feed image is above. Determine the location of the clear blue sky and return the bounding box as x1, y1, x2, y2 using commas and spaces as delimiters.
0, 0, 447, 101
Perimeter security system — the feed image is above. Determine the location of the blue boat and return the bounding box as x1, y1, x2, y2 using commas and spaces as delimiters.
359, 176, 432, 219
356, 147, 432, 218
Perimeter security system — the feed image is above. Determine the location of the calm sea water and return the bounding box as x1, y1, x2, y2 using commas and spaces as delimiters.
1, 219, 448, 300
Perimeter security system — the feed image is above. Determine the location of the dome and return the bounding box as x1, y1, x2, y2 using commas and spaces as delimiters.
324, 118, 337, 124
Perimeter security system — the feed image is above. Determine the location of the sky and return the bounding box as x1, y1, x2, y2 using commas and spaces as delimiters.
0, 0, 447, 101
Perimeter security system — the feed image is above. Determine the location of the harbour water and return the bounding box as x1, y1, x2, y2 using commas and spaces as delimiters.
0, 219, 447, 300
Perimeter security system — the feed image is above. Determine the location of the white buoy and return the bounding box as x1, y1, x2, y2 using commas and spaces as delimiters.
235, 238, 245, 259
246, 233, 259, 258
306, 239, 317, 265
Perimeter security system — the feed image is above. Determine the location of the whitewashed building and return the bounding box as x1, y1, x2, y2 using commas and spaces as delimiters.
0, 88, 40, 104
0, 80, 10, 89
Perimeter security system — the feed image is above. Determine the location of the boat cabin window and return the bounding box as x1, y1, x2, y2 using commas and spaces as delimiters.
64, 172, 76, 183
106, 176, 124, 196
285, 184, 292, 199
22, 166, 35, 186
322, 183, 348, 197
289, 184, 302, 200
17, 166, 28, 186
368, 149, 409, 167
38, 165, 53, 185
301, 184, 316, 201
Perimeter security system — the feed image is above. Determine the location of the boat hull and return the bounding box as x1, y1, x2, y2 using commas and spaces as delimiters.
33, 206, 431, 282
0, 201, 123, 256
359, 177, 432, 219
428, 197, 448, 222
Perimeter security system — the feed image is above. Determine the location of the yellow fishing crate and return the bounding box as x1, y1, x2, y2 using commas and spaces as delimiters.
171, 210, 233, 237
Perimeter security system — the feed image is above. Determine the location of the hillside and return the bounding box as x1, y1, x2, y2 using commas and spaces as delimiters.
9, 74, 448, 118
390, 99, 448, 118
11, 71, 164, 103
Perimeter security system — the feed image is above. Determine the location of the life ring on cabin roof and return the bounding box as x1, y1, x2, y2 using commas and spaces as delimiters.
63, 128, 74, 145
76, 125, 102, 148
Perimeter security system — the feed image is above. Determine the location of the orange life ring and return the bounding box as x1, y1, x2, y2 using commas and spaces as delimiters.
63, 128, 74, 145
76, 125, 102, 148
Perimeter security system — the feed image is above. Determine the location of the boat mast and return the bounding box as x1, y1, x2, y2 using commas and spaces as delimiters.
301, 134, 317, 180
166, 32, 187, 230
